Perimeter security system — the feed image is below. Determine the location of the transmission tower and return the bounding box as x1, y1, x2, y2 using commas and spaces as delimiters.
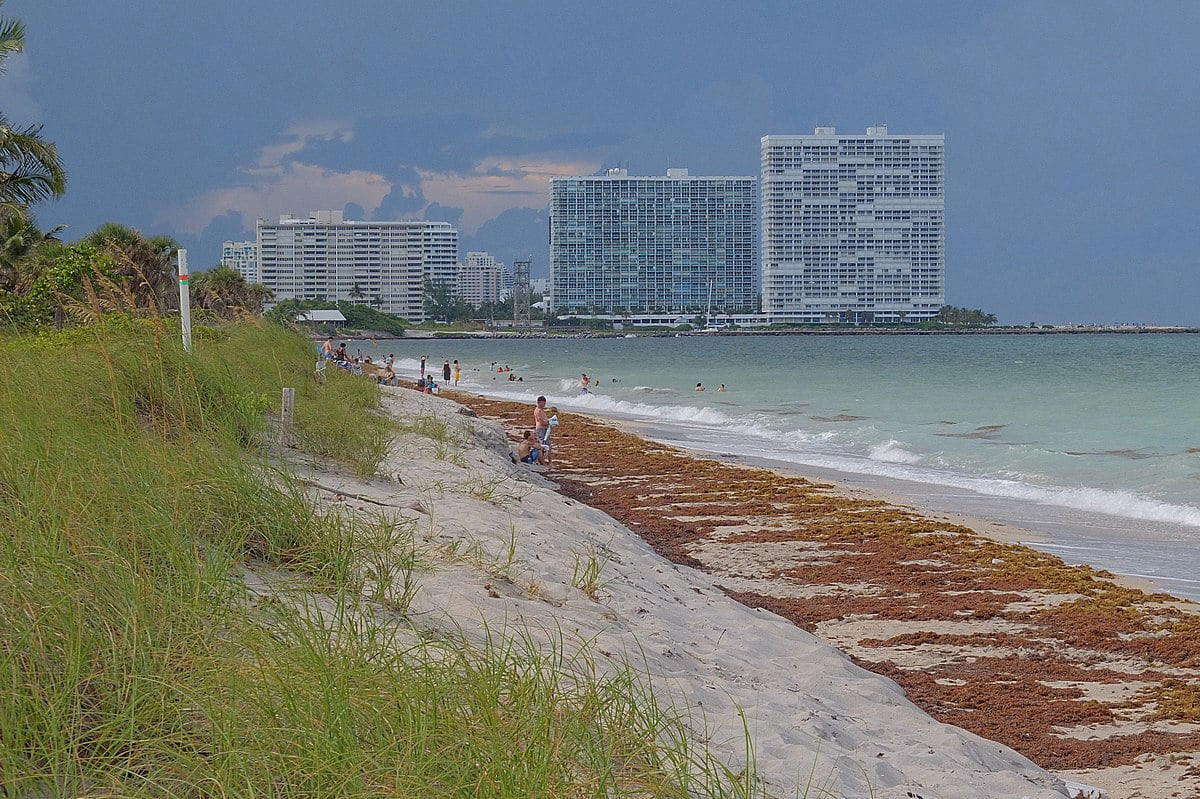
512, 258, 531, 329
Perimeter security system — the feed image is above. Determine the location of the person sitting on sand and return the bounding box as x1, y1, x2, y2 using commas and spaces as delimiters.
334, 343, 348, 361
378, 364, 396, 386
695, 382, 705, 391
517, 431, 542, 464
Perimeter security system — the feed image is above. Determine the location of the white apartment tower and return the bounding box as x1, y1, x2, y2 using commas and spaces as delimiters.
456, 251, 506, 307
256, 210, 458, 321
220, 240, 259, 282
761, 126, 944, 323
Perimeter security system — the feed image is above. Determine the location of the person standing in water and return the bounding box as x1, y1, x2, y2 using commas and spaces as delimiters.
452, 360, 461, 385
580, 373, 590, 393
442, 360, 451, 382
419, 355, 427, 379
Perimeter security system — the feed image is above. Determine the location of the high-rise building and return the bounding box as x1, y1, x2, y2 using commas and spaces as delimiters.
456, 251, 506, 306
220, 240, 259, 282
256, 210, 458, 321
761, 126, 945, 323
549, 168, 758, 315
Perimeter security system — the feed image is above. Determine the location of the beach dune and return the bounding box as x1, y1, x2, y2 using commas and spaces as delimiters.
289, 386, 1079, 797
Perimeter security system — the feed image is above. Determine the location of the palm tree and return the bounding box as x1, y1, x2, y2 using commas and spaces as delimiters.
0, 5, 66, 214
191, 265, 273, 317
0, 6, 26, 72
81, 223, 180, 313
0, 211, 62, 291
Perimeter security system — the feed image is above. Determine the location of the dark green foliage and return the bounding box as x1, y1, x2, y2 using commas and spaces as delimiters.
266, 298, 409, 335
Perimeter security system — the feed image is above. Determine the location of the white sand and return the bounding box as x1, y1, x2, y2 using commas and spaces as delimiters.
278, 386, 1083, 798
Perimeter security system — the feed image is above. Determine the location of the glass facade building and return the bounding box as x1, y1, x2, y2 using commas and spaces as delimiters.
549, 168, 758, 314
256, 210, 457, 321
761, 127, 945, 323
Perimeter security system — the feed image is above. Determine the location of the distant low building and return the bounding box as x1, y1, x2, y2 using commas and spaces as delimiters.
220, 240, 259, 282
549, 168, 758, 315
456, 251, 506, 306
256, 210, 458, 322
295, 309, 347, 324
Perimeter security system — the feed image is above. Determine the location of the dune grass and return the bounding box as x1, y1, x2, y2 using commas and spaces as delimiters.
0, 317, 762, 798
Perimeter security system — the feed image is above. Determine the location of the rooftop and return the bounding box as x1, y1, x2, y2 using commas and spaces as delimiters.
553, 168, 755, 181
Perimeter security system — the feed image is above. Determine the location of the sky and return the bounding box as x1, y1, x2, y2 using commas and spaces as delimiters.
3, 1, 1198, 323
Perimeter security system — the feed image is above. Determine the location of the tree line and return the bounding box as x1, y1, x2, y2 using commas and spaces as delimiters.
0, 3, 272, 330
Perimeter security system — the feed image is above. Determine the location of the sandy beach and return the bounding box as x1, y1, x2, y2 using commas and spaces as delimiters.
276, 383, 1096, 798
424, 388, 1200, 798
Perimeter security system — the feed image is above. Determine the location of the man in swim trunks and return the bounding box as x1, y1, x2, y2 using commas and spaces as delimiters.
533, 396, 551, 466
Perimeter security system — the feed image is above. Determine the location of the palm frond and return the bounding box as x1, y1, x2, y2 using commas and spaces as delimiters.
0, 117, 66, 206
0, 15, 25, 75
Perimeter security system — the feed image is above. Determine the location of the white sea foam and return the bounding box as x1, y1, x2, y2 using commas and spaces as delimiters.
868, 440, 922, 464
475, 383, 1200, 530
703, 440, 1200, 530
449, 374, 1200, 531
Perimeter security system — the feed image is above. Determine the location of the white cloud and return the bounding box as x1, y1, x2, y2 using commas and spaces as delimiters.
166, 121, 390, 234
169, 162, 392, 235
416, 155, 600, 232
255, 121, 353, 168
168, 118, 600, 237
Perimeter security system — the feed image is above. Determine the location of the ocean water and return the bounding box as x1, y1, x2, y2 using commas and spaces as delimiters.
359, 334, 1200, 597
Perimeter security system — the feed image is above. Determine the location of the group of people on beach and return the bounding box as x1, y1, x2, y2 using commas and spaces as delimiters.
417, 355, 461, 387
320, 338, 402, 383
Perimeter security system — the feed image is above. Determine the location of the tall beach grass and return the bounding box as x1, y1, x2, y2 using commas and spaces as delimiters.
0, 317, 763, 797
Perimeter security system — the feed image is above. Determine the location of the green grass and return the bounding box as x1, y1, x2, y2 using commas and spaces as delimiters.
0, 316, 765, 798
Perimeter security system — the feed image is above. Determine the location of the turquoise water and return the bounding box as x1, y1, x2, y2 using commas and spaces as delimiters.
360, 334, 1200, 595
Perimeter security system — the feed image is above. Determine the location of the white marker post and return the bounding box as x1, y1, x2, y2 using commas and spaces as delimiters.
177, 248, 193, 353
281, 387, 295, 426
